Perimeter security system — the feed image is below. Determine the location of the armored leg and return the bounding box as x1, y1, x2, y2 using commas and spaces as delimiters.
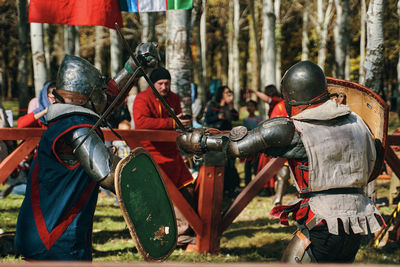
273, 165, 290, 206
281, 230, 313, 263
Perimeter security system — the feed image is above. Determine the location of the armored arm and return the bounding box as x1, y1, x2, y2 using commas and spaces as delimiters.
63, 127, 120, 192
107, 42, 160, 101
177, 117, 296, 158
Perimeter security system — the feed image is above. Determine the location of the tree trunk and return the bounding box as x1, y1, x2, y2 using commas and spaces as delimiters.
397, 0, 400, 99
317, 0, 333, 71
191, 0, 206, 103
359, 0, 366, 83
140, 13, 156, 42
301, 3, 309, 61
43, 24, 51, 78
333, 0, 349, 79
362, 0, 384, 93
232, 0, 240, 108
200, 0, 207, 102
228, 1, 234, 89
362, 0, 384, 203
17, 0, 29, 115
95, 26, 106, 73
166, 9, 193, 118
74, 26, 80, 56
275, 0, 282, 91
31, 23, 48, 96
110, 29, 122, 77
64, 25, 76, 56
249, 0, 261, 91
261, 0, 276, 89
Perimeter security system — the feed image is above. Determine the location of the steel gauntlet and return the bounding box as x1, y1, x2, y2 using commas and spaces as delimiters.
108, 42, 160, 99
177, 129, 228, 155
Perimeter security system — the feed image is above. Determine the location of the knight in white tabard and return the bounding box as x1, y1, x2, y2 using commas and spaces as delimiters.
176, 61, 385, 263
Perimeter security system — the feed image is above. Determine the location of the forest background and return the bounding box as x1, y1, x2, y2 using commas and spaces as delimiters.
0, 0, 399, 120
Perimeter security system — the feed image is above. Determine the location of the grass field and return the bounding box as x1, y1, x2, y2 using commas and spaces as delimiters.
0, 100, 400, 263
1, 178, 400, 264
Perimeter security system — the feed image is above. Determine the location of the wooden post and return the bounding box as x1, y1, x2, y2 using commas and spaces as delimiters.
188, 151, 225, 253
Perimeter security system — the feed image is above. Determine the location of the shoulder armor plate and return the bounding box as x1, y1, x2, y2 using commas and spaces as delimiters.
47, 103, 100, 122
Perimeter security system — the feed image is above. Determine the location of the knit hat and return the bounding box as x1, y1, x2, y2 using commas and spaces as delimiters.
149, 67, 171, 83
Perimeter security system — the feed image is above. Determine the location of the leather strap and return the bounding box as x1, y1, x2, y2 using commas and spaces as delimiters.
300, 188, 363, 199
54, 89, 89, 106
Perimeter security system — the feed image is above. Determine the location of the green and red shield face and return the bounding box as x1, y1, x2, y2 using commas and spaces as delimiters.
115, 147, 177, 261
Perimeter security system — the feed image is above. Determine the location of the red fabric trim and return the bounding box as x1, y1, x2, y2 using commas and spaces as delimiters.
290, 92, 328, 116
31, 161, 96, 250
52, 124, 97, 170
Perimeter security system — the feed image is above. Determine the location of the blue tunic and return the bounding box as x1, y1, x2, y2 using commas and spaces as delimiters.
15, 115, 102, 261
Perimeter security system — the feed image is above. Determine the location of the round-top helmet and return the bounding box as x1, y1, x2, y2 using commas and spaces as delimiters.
55, 55, 108, 114
281, 61, 328, 116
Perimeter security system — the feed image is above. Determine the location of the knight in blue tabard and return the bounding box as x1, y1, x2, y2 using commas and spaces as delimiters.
15, 43, 160, 261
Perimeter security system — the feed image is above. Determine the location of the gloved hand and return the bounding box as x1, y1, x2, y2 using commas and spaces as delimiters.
125, 42, 160, 74
176, 128, 206, 155
136, 42, 160, 68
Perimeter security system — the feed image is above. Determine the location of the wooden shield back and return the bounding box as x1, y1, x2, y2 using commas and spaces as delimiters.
326, 77, 388, 148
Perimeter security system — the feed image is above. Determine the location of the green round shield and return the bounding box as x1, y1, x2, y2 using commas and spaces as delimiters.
115, 147, 177, 261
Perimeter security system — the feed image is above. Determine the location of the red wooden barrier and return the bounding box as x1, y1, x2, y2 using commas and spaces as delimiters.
0, 128, 284, 255
0, 262, 392, 267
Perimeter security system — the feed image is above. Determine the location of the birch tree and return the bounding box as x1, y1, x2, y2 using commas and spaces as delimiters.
109, 29, 122, 77
95, 26, 106, 73
261, 0, 276, 88
333, 0, 349, 79
316, 0, 333, 71
31, 23, 48, 96
397, 1, 400, 97
200, 0, 207, 102
362, 0, 384, 203
17, 0, 29, 113
228, 1, 234, 89
74, 26, 80, 56
64, 25, 76, 56
140, 13, 156, 42
249, 0, 261, 91
301, 2, 310, 61
191, 0, 206, 103
43, 24, 51, 76
359, 0, 367, 83
166, 10, 193, 118
362, 0, 384, 93
232, 0, 241, 108
275, 0, 282, 90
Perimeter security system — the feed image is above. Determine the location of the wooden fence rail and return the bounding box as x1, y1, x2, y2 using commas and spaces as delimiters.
0, 128, 284, 254
1, 128, 399, 253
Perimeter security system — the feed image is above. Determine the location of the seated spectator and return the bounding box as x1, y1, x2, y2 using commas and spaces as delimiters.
133, 67, 195, 246
17, 81, 56, 128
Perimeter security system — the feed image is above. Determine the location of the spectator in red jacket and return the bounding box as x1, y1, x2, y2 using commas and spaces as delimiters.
133, 67, 195, 246
17, 81, 56, 128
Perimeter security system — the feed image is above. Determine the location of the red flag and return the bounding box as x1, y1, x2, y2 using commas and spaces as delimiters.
29, 0, 123, 29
